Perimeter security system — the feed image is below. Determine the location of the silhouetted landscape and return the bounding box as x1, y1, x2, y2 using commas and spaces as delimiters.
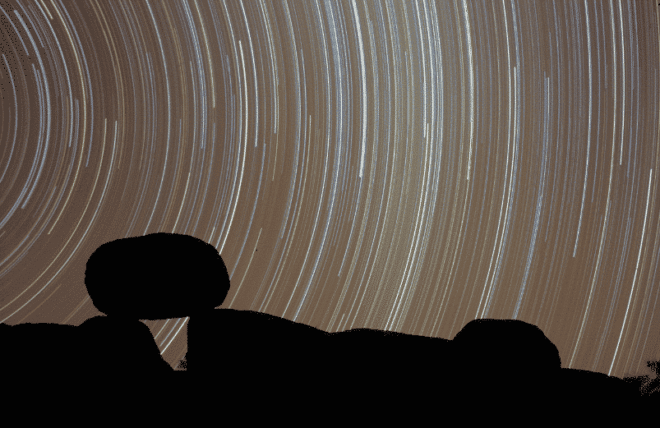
1, 233, 656, 423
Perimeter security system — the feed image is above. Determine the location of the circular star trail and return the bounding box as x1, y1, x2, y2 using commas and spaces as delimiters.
1, 0, 660, 380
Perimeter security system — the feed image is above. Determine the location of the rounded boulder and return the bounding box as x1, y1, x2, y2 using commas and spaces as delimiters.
85, 233, 229, 319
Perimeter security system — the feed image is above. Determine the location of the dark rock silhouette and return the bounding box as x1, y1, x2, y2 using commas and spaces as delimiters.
2, 321, 167, 381
186, 309, 332, 389
452, 319, 561, 372
78, 315, 173, 375
85, 232, 230, 319
3, 323, 84, 374
329, 327, 454, 404
0, 232, 653, 423
451, 318, 561, 397
558, 368, 640, 402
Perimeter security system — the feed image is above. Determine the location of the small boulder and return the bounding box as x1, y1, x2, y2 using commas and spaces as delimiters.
451, 319, 561, 396
452, 319, 561, 371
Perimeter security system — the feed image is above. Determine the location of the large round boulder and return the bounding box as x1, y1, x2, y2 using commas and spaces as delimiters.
85, 233, 229, 319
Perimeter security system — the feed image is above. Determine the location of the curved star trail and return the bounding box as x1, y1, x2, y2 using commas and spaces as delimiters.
1, 0, 660, 380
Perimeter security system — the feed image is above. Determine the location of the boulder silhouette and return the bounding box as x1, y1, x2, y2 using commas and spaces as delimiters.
84, 232, 229, 319
451, 319, 561, 398
78, 315, 173, 376
453, 319, 561, 369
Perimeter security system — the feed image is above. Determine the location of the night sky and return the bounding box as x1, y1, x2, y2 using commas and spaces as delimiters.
1, 0, 660, 380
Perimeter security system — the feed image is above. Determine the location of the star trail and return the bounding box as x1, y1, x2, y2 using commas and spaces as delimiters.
1, 0, 660, 380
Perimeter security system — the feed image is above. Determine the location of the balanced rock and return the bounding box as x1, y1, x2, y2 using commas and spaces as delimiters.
85, 233, 229, 319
